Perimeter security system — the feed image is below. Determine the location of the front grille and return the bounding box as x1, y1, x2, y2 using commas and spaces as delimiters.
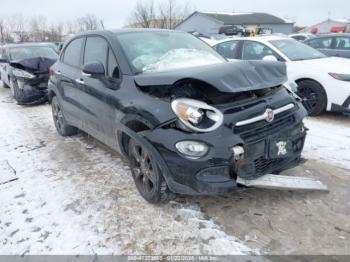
254, 156, 286, 174
234, 112, 296, 143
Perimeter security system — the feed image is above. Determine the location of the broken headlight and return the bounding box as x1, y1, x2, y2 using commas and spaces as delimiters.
171, 98, 224, 132
12, 68, 35, 79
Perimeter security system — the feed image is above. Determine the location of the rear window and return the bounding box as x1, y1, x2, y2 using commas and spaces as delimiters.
63, 38, 84, 67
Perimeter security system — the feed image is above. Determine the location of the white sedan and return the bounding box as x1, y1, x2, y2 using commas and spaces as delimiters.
208, 36, 350, 116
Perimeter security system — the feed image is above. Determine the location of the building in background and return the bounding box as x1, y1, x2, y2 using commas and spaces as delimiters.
175, 11, 294, 36
299, 19, 350, 34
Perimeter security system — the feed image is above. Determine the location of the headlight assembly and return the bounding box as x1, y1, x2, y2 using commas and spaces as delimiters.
171, 98, 224, 132
12, 68, 35, 79
329, 73, 350, 82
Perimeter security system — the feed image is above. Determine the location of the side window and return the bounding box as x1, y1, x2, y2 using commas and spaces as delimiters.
242, 41, 277, 60
335, 37, 350, 50
107, 49, 119, 78
215, 41, 239, 59
307, 38, 332, 49
63, 38, 84, 67
84, 37, 108, 71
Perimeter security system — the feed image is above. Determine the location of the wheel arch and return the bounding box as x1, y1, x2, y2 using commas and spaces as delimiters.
48, 89, 56, 103
295, 77, 328, 103
118, 117, 154, 157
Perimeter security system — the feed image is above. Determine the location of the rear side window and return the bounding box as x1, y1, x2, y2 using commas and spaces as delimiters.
63, 38, 84, 67
84, 37, 108, 71
215, 41, 239, 59
335, 37, 350, 50
306, 38, 332, 49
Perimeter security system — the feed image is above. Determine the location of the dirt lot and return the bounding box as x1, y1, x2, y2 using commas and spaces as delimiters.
0, 83, 349, 255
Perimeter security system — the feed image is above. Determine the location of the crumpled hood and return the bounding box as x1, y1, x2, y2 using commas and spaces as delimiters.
10, 57, 56, 73
134, 60, 287, 93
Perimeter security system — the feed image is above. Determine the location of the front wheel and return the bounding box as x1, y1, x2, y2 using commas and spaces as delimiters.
51, 96, 77, 136
296, 80, 327, 116
128, 139, 174, 204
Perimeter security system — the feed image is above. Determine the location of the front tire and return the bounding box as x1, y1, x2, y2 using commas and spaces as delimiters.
296, 80, 327, 116
128, 139, 173, 204
51, 96, 77, 136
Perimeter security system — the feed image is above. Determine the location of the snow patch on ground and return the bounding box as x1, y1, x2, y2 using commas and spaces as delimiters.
0, 90, 251, 255
303, 118, 350, 169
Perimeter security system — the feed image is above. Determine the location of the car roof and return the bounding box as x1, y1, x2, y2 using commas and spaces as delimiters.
3, 42, 55, 48
72, 28, 183, 38
209, 35, 291, 46
309, 33, 350, 38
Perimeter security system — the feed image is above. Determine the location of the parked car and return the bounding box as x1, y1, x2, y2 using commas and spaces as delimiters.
210, 36, 350, 116
304, 33, 350, 59
219, 25, 250, 36
0, 43, 59, 105
48, 29, 307, 203
289, 33, 315, 42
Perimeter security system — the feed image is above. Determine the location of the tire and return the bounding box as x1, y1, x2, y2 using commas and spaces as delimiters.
51, 96, 78, 136
296, 80, 327, 116
128, 139, 174, 204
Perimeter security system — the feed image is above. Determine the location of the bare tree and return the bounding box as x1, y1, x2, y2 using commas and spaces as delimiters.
75, 14, 101, 32
128, 0, 193, 29
8, 14, 29, 42
129, 0, 155, 28
0, 18, 6, 44
160, 0, 193, 29
29, 15, 47, 41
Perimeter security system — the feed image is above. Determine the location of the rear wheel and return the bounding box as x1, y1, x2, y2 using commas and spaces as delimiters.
128, 139, 173, 204
51, 96, 77, 136
296, 80, 327, 116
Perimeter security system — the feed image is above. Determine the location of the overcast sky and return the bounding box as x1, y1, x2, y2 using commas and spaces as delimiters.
0, 0, 349, 28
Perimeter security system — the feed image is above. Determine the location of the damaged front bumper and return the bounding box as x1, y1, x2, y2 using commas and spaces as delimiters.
141, 89, 308, 195
12, 77, 49, 105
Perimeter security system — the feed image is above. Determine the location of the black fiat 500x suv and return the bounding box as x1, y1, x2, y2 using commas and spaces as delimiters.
48, 29, 307, 203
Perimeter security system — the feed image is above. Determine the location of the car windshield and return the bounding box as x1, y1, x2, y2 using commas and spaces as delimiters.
9, 46, 58, 61
269, 39, 326, 61
116, 31, 225, 73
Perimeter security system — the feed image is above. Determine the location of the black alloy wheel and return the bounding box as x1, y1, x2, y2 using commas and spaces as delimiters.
128, 139, 173, 204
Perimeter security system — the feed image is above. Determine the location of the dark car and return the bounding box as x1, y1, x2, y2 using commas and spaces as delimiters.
48, 29, 307, 203
219, 25, 250, 36
0, 43, 58, 105
304, 34, 350, 59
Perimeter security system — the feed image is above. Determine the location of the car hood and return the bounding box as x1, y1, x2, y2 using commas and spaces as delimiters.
10, 57, 56, 73
134, 60, 287, 93
291, 57, 350, 74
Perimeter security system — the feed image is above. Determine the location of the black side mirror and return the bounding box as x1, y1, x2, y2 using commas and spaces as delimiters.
82, 61, 105, 77
0, 58, 8, 63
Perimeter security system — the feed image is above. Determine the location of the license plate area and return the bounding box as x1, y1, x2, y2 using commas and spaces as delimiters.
268, 137, 293, 158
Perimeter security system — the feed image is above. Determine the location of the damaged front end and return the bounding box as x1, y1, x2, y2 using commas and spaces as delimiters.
132, 61, 308, 195
10, 57, 56, 105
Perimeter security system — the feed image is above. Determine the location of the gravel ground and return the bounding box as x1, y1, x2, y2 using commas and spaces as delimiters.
0, 84, 349, 255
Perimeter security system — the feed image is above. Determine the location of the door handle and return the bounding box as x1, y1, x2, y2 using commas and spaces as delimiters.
55, 70, 62, 75
75, 78, 85, 85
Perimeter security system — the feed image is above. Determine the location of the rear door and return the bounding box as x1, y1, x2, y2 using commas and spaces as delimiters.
333, 36, 350, 58
55, 37, 85, 128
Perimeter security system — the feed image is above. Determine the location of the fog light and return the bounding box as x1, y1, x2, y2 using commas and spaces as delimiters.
232, 145, 244, 161
176, 141, 209, 159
